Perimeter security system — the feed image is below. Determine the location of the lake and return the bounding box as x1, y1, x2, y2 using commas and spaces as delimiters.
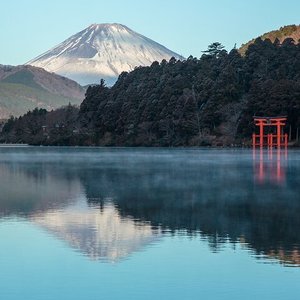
0, 147, 299, 300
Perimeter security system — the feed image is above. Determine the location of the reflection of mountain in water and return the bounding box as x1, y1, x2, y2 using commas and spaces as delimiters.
0, 148, 300, 266
0, 163, 82, 216
266, 249, 300, 266
32, 203, 160, 262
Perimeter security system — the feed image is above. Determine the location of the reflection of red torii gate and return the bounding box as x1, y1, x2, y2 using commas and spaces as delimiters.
252, 116, 288, 148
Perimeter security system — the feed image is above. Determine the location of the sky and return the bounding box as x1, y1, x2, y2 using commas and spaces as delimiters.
1, 0, 300, 65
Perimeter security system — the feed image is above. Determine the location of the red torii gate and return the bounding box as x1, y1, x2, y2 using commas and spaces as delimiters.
252, 116, 288, 148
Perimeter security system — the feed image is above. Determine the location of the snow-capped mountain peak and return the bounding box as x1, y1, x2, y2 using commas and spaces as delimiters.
27, 23, 184, 86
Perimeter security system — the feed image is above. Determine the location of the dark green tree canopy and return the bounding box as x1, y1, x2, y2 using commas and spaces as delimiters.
202, 42, 226, 58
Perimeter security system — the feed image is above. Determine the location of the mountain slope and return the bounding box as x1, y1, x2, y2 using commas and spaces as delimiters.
240, 24, 300, 55
0, 65, 85, 118
27, 23, 184, 85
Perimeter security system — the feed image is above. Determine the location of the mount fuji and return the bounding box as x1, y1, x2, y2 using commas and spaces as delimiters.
27, 23, 184, 86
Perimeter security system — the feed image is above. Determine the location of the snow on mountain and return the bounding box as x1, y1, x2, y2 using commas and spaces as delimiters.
27, 23, 184, 86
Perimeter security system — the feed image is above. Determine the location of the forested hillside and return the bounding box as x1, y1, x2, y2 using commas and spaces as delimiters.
1, 38, 300, 146
239, 24, 300, 55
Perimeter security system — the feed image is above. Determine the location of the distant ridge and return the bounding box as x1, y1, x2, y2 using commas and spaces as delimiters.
0, 64, 85, 118
27, 23, 184, 86
239, 24, 300, 55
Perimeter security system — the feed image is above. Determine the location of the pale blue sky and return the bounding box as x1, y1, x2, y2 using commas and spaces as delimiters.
1, 0, 299, 65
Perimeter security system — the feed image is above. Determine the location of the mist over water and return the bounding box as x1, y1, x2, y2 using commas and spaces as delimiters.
0, 147, 300, 300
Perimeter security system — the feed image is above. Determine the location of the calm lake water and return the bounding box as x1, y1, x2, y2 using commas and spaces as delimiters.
0, 147, 300, 300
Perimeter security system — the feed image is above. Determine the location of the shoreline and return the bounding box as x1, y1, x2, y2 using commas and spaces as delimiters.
0, 143, 298, 149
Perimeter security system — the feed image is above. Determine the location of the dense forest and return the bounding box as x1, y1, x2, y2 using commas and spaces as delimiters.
1, 37, 300, 146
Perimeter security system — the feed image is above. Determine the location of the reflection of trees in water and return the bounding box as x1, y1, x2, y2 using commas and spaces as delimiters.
79, 164, 300, 266
1, 153, 300, 266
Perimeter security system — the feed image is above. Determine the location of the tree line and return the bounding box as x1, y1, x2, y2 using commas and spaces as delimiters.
1, 37, 300, 146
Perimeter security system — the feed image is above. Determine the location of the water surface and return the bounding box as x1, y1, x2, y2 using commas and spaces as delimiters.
0, 147, 300, 300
